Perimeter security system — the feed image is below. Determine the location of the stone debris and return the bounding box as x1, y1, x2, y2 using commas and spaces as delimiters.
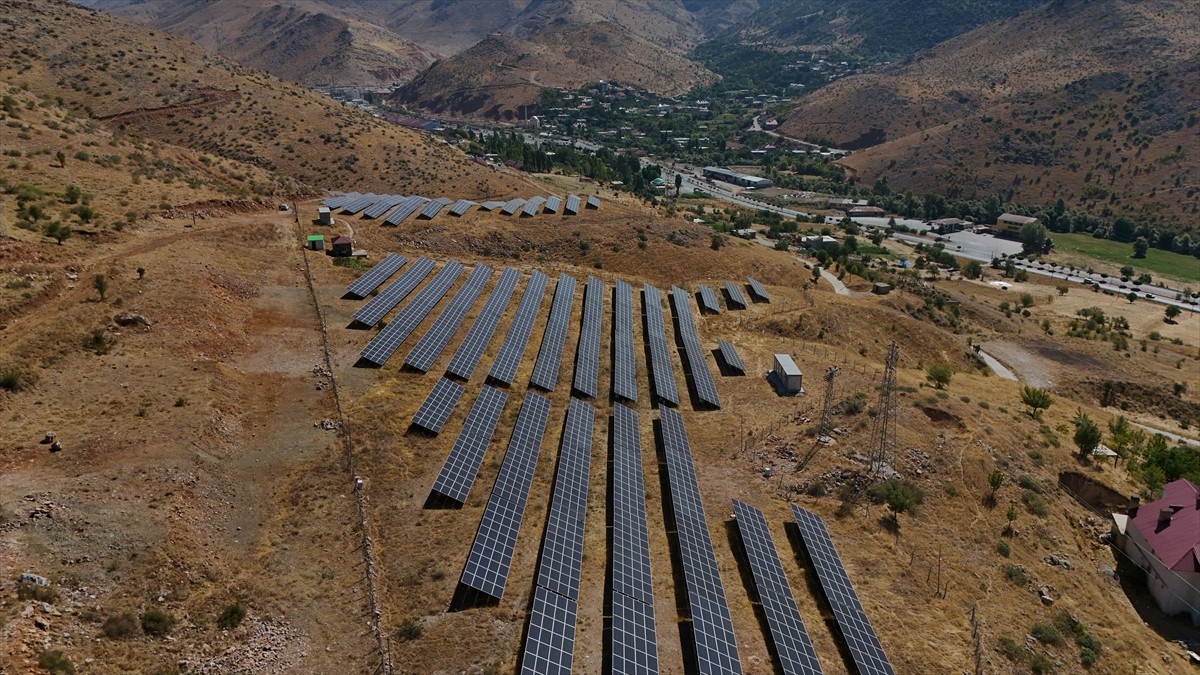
178, 618, 308, 674
315, 419, 341, 431
113, 312, 152, 328
1043, 553, 1072, 570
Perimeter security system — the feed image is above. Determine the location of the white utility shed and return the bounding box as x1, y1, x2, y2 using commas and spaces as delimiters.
773, 354, 803, 394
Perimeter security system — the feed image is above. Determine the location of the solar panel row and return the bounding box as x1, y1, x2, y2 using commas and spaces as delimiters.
791, 506, 895, 675
670, 286, 721, 409
459, 392, 552, 600
528, 274, 577, 392
611, 280, 638, 402
345, 252, 406, 299
410, 377, 465, 434
404, 264, 494, 372
449, 199, 476, 216
748, 277, 772, 303
446, 267, 520, 381
340, 193, 380, 214
353, 256, 436, 327
385, 195, 429, 225
659, 408, 743, 675
419, 197, 453, 219
544, 196, 561, 214
501, 198, 526, 215
323, 193, 360, 210
359, 261, 464, 366
429, 385, 509, 504
571, 276, 604, 399
732, 500, 824, 675
697, 285, 722, 314
642, 284, 680, 407
520, 585, 578, 675
723, 281, 748, 310
716, 339, 746, 376
362, 194, 407, 219
521, 196, 546, 217
586, 195, 601, 210
479, 201, 506, 211
564, 195, 581, 215
610, 403, 659, 675
488, 271, 549, 385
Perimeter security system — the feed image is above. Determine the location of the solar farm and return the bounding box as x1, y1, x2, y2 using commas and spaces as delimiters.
330, 251, 900, 674
322, 191, 600, 227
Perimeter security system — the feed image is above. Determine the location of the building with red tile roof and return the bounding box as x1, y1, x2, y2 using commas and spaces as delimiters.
1111, 479, 1200, 624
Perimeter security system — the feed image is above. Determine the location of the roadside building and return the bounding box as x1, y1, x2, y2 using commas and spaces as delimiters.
929, 217, 969, 234
848, 206, 886, 218
1110, 479, 1200, 625
996, 213, 1039, 234
799, 235, 838, 250
702, 166, 773, 189
827, 198, 869, 211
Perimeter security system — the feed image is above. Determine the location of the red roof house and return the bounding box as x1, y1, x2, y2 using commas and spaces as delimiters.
1112, 479, 1200, 624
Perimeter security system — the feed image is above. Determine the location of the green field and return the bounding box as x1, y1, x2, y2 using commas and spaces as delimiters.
1052, 232, 1200, 283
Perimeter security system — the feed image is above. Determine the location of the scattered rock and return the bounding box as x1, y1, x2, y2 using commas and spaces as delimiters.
315, 419, 340, 431
113, 312, 152, 328
1044, 553, 1072, 569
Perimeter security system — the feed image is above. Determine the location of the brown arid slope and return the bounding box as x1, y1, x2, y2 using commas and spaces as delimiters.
1, 0, 535, 200
781, 0, 1200, 222
395, 24, 718, 121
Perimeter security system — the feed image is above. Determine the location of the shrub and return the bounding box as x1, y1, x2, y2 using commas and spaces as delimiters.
395, 618, 423, 642
141, 608, 174, 636
995, 540, 1011, 557
1023, 490, 1050, 516
16, 581, 57, 603
998, 636, 1025, 663
84, 328, 112, 355
217, 602, 246, 630
38, 650, 75, 675
1, 368, 28, 392
1003, 564, 1027, 585
1030, 653, 1053, 674
1017, 475, 1043, 493
102, 612, 138, 639
841, 392, 868, 415
1031, 623, 1064, 646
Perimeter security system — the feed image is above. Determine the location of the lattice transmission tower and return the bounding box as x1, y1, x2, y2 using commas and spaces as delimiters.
796, 366, 838, 473
868, 342, 900, 477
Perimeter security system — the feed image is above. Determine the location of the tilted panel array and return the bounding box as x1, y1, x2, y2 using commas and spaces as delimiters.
359, 261, 464, 366
610, 403, 659, 674
404, 264, 494, 372
716, 339, 745, 376
340, 193, 380, 214
419, 197, 453, 219
385, 195, 429, 225
323, 193, 360, 210
671, 286, 721, 409
520, 398, 596, 674
564, 195, 581, 215
488, 270, 549, 385
479, 201, 506, 211
353, 256, 436, 327
697, 285, 722, 314
571, 276, 604, 399
521, 196, 546, 217
723, 281, 747, 310
791, 506, 895, 675
611, 280, 638, 402
586, 195, 600, 209
345, 253, 406, 299
446, 268, 520, 381
528, 274, 577, 392
458, 392, 552, 600
748, 277, 772, 303
501, 198, 526, 215
732, 501, 824, 675
449, 199, 476, 216
410, 377, 465, 434
642, 284, 680, 407
362, 195, 407, 219
660, 408, 743, 675
429, 385, 509, 504
544, 196, 561, 213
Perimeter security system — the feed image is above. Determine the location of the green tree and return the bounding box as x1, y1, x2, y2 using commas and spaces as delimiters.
963, 260, 984, 279
1073, 410, 1102, 459
869, 478, 925, 527
55, 150, 66, 167
987, 470, 1004, 497
93, 274, 107, 302
925, 363, 953, 389
710, 233, 724, 251
1020, 222, 1049, 255
1056, 285, 1069, 296
1119, 265, 1134, 280
1126, 292, 1137, 303
63, 184, 82, 204
674, 173, 682, 195
1164, 305, 1181, 323
1132, 236, 1149, 259
43, 221, 70, 245
1020, 386, 1054, 418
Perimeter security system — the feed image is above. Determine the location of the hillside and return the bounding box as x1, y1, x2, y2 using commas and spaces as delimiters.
2, 0, 534, 200
780, 0, 1200, 223
394, 24, 718, 120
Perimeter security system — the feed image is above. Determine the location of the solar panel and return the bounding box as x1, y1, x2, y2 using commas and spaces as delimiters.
384, 195, 429, 225
723, 281, 747, 310
520, 585, 578, 675
353, 256, 435, 327
446, 268, 520, 381
501, 198, 526, 215
586, 195, 600, 210
642, 284, 680, 406
611, 582, 659, 675
564, 195, 581, 215
340, 193, 379, 214
791, 506, 895, 675
732, 501, 824, 675
521, 196, 546, 217
411, 377, 465, 434
488, 270, 549, 385
659, 407, 743, 675
479, 201, 506, 211
429, 385, 508, 504
748, 277, 772, 303
344, 252, 406, 299
716, 339, 745, 376
533, 397, 594, 599
449, 199, 476, 216
611, 404, 654, 603
528, 274, 577, 392
570, 276, 604, 398
404, 264, 494, 372
697, 285, 722, 314
362, 194, 407, 219
323, 192, 360, 210
419, 197, 453, 219
670, 286, 721, 409
459, 392, 552, 600
359, 261, 464, 366
612, 280, 638, 402
544, 196, 561, 214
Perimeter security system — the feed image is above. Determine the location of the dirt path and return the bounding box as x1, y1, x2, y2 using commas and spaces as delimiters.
979, 341, 1055, 388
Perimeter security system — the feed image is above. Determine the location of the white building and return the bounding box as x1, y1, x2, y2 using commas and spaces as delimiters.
1111, 479, 1200, 625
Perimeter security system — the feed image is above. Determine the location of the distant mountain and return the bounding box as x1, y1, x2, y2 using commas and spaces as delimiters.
393, 23, 717, 120
780, 0, 1200, 222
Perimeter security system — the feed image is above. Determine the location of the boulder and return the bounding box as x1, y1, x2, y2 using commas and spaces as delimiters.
113, 312, 151, 328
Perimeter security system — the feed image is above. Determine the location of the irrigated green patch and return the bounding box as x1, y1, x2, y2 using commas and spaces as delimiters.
1052, 232, 1199, 283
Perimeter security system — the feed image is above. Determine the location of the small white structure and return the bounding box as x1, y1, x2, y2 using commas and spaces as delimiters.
317, 206, 333, 226
773, 354, 803, 394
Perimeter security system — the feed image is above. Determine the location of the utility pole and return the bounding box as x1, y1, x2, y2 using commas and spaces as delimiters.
796, 366, 838, 473
868, 342, 899, 477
